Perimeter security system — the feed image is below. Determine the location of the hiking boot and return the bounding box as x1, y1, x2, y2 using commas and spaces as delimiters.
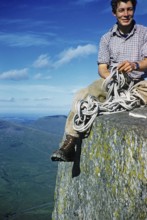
51, 135, 77, 162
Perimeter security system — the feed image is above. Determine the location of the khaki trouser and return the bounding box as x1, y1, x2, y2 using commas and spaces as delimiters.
65, 78, 147, 138
65, 78, 107, 137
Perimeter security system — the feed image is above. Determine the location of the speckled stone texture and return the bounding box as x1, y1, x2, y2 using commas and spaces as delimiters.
52, 106, 147, 220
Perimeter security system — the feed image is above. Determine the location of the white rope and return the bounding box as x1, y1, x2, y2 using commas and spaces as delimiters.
73, 66, 142, 133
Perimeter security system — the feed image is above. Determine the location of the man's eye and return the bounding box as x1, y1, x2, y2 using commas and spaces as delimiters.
117, 9, 124, 13
128, 8, 133, 11
117, 8, 125, 13
117, 7, 133, 13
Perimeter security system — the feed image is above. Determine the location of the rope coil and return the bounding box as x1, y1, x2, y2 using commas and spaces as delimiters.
73, 66, 141, 132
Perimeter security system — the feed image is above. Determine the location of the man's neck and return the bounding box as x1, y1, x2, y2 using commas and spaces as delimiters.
117, 21, 134, 34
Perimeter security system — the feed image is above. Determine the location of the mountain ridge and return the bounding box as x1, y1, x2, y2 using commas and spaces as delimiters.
0, 115, 66, 220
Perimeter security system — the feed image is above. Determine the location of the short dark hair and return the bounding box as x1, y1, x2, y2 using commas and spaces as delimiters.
111, 0, 137, 14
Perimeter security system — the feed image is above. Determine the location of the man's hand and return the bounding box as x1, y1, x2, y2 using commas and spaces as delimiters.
117, 61, 136, 73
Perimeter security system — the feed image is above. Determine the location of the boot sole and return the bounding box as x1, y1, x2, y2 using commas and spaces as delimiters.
51, 150, 74, 162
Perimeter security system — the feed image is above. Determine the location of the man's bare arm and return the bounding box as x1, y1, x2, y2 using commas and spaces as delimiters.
137, 58, 147, 71
98, 63, 110, 79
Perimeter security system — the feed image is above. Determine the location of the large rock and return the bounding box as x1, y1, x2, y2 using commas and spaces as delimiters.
52, 107, 147, 220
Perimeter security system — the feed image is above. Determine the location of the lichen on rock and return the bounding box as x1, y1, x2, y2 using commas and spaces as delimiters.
52, 107, 147, 220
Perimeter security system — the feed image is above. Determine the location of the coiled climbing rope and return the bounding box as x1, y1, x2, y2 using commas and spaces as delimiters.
73, 66, 142, 133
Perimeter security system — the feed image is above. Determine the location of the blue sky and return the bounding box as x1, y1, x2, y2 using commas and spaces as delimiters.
0, 0, 147, 116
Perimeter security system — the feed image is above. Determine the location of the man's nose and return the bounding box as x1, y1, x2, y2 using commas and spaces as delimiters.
123, 9, 129, 16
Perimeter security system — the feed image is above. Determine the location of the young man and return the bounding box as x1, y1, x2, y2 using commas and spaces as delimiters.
51, 0, 147, 162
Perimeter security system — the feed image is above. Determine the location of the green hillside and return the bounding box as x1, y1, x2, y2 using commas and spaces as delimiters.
0, 116, 66, 220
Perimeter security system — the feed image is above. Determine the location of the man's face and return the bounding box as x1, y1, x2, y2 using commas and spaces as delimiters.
113, 1, 135, 27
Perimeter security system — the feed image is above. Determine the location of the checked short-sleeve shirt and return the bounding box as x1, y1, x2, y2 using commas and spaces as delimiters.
98, 21, 147, 79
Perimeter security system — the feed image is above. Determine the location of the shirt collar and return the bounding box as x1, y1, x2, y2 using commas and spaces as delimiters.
110, 20, 137, 37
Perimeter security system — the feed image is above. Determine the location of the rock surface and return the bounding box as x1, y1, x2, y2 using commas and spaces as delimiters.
52, 107, 147, 220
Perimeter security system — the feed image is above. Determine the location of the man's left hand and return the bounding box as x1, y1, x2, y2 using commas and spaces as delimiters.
117, 61, 136, 73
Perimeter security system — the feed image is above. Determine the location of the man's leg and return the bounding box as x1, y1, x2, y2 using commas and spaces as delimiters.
50, 89, 88, 162
51, 78, 106, 162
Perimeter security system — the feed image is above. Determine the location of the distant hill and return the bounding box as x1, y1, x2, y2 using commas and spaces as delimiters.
0, 115, 66, 220
24, 115, 67, 135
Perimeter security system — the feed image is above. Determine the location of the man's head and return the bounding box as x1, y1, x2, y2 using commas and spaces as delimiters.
111, 0, 137, 29
111, 0, 137, 14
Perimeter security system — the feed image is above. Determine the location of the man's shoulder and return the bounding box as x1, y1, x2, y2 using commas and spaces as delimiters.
101, 24, 117, 40
101, 28, 113, 41
136, 24, 147, 32
101, 32, 111, 39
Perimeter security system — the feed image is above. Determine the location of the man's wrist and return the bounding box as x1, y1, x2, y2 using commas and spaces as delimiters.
133, 62, 140, 71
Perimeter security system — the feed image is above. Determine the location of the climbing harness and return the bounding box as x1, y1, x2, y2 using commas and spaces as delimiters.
73, 66, 144, 133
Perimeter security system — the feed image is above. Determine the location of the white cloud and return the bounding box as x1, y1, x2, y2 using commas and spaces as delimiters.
34, 73, 52, 80
33, 54, 52, 68
0, 83, 72, 115
0, 32, 50, 47
32, 44, 97, 70
0, 68, 29, 81
54, 44, 97, 68
0, 84, 66, 98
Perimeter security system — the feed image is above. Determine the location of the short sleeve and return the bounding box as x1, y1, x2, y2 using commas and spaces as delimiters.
141, 27, 147, 58
98, 34, 110, 65
141, 43, 147, 58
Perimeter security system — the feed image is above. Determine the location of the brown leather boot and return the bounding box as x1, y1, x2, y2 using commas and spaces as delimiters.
51, 135, 78, 162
